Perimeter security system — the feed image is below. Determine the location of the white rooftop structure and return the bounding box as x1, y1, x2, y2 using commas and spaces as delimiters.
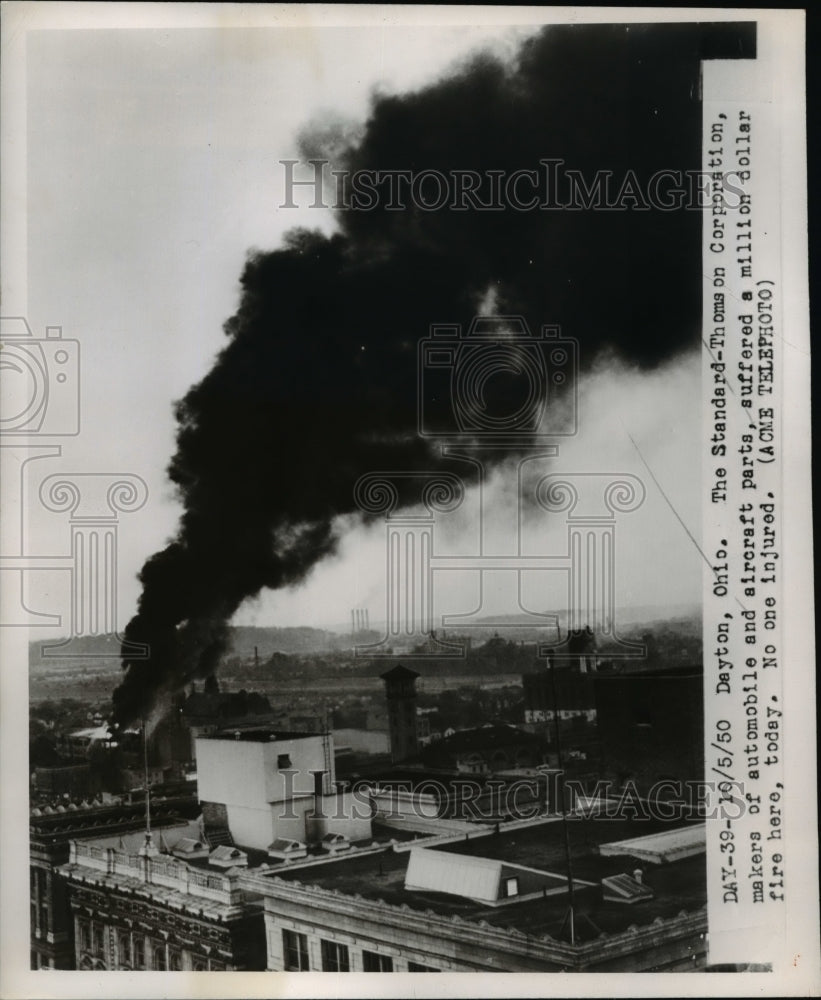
320, 833, 351, 855
405, 847, 592, 906
407, 849, 501, 903
209, 845, 248, 869
602, 872, 655, 904
599, 824, 706, 864
68, 725, 113, 743
172, 838, 210, 860
267, 839, 308, 861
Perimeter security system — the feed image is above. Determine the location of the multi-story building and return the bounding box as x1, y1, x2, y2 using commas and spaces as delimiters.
60, 834, 266, 970
593, 666, 703, 796
29, 795, 199, 969
52, 719, 708, 975
241, 813, 708, 972
419, 724, 542, 775
54, 724, 387, 972
194, 727, 372, 850
522, 668, 597, 725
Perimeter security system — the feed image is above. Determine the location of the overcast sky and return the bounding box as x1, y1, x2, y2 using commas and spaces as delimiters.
22, 18, 702, 638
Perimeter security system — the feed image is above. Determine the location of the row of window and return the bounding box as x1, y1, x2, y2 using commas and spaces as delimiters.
30, 868, 51, 937
77, 919, 220, 971
283, 930, 437, 973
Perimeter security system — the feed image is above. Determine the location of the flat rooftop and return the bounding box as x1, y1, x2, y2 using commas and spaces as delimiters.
187, 821, 421, 872
599, 824, 705, 864
263, 815, 706, 942
198, 728, 322, 742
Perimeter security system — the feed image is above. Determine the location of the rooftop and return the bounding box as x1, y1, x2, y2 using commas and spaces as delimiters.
182, 820, 420, 874
380, 664, 420, 681
30, 796, 200, 842
198, 727, 322, 742
599, 825, 706, 864
258, 815, 706, 942
423, 724, 535, 754
593, 664, 703, 680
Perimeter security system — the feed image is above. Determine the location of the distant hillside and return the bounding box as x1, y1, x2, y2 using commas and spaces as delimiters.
30, 606, 701, 678
29, 634, 123, 667
327, 603, 701, 638
29, 625, 346, 670
225, 625, 345, 657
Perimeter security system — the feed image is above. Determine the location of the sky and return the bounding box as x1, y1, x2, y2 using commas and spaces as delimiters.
21, 17, 704, 645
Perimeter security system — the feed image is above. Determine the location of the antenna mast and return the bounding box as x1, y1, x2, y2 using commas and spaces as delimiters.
548, 646, 576, 945
138, 717, 157, 858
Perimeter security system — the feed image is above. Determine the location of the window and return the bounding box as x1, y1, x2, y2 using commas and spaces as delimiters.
362, 950, 393, 972
192, 958, 207, 972
504, 876, 519, 898
133, 937, 145, 970
277, 754, 292, 769
91, 923, 104, 957
408, 961, 439, 972
78, 921, 91, 952
282, 929, 310, 971
118, 933, 131, 968
168, 949, 181, 971
320, 939, 350, 972
153, 944, 167, 971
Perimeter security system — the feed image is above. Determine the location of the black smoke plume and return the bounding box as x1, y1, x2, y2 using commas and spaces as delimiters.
113, 22, 755, 727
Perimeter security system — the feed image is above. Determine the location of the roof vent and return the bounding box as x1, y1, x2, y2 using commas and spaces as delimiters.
601, 872, 654, 904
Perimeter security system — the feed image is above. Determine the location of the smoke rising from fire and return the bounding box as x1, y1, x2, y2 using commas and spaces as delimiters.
112, 22, 755, 727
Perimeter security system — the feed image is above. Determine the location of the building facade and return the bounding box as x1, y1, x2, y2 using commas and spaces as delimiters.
62, 840, 266, 971
29, 795, 200, 969
195, 728, 371, 851
240, 815, 708, 973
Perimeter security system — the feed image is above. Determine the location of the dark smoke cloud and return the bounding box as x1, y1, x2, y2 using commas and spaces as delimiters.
113, 22, 755, 727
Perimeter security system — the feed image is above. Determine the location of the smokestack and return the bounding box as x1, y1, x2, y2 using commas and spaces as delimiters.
351, 609, 356, 636
113, 22, 755, 728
